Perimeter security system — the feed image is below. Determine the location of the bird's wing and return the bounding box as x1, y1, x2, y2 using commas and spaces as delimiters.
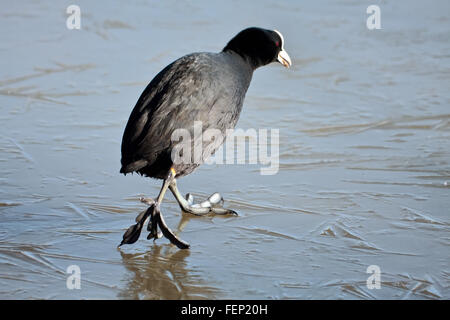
121, 53, 240, 168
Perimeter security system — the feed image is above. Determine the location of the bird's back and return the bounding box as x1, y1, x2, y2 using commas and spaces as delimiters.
120, 51, 253, 178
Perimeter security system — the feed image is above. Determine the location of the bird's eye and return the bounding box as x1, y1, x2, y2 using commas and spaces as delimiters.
275, 41, 280, 47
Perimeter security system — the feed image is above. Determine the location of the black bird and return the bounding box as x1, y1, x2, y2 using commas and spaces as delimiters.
119, 27, 291, 249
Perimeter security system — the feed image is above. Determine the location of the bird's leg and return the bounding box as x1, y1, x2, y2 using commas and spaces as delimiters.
146, 168, 190, 249
145, 173, 172, 240
169, 179, 238, 216
120, 168, 190, 249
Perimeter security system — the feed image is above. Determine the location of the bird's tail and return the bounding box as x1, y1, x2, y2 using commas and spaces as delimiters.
120, 159, 148, 174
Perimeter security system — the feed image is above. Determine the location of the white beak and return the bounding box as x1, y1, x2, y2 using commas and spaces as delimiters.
277, 49, 292, 68
273, 30, 291, 68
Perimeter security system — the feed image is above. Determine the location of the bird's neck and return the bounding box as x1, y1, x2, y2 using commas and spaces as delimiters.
222, 49, 260, 71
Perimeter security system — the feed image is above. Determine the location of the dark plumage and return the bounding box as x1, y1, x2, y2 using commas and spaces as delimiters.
119, 27, 291, 249
120, 27, 290, 179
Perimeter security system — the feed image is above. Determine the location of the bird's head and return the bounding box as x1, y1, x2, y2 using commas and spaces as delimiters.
223, 27, 292, 69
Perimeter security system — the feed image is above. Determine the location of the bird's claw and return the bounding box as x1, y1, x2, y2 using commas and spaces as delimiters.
119, 205, 153, 247
140, 197, 155, 206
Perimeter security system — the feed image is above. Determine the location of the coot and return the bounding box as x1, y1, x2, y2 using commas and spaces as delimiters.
119, 27, 291, 249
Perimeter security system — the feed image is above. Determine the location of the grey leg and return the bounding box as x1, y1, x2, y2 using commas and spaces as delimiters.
169, 179, 238, 216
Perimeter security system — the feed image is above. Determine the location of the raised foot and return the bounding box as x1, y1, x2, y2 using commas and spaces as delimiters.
184, 192, 238, 216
